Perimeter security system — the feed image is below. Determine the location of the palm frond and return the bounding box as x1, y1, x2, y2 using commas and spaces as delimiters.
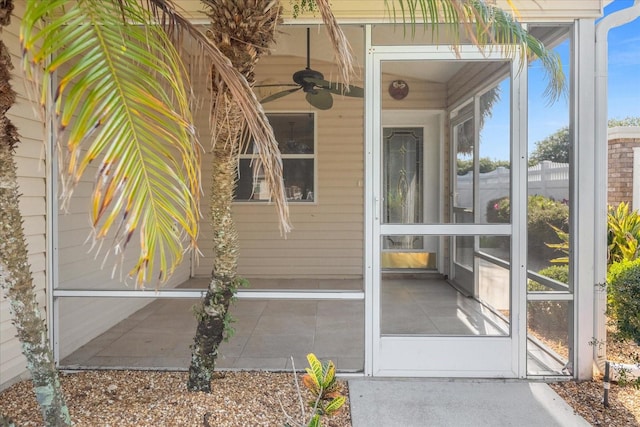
146, 0, 292, 234
22, 0, 201, 285
314, 0, 356, 89
386, 0, 566, 103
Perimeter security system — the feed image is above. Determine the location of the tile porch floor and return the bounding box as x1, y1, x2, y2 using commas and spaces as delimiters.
60, 278, 565, 375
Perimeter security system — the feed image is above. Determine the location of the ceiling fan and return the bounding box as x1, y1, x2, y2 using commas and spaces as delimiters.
256, 28, 364, 110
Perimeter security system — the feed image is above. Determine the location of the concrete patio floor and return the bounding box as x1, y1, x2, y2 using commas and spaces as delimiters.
60, 277, 566, 375
61, 278, 365, 372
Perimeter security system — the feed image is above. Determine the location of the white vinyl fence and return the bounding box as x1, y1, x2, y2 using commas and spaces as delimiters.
456, 160, 569, 221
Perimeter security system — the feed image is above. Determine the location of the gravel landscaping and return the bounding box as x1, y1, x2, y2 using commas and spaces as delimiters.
0, 370, 351, 427
1, 328, 638, 426
550, 328, 640, 427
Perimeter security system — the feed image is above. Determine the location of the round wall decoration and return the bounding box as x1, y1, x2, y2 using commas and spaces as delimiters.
389, 79, 409, 100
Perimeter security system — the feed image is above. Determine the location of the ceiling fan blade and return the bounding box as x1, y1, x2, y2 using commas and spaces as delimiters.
260, 87, 301, 104
305, 77, 364, 98
306, 90, 333, 110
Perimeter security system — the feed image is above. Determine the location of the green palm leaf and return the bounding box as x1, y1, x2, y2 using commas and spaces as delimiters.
22, 0, 200, 285
386, 0, 566, 103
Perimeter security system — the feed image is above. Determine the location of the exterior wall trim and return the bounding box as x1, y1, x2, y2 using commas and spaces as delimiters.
609, 125, 640, 140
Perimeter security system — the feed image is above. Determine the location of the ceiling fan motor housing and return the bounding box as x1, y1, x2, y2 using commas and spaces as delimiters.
293, 68, 324, 93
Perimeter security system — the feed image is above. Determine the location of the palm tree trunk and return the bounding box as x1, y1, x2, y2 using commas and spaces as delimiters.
0, 5, 71, 422
187, 0, 281, 392
0, 145, 71, 427
188, 96, 243, 392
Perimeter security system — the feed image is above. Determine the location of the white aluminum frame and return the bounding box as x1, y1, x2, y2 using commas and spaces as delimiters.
47, 66, 60, 363
573, 19, 597, 380
234, 110, 319, 205
380, 109, 445, 270
365, 28, 528, 377
43, 21, 594, 379
53, 289, 364, 300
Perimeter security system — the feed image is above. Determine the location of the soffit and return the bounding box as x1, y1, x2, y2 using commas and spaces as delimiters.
254, 21, 571, 84
173, 1, 605, 22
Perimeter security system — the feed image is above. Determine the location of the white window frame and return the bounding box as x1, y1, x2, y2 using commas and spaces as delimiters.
234, 111, 318, 204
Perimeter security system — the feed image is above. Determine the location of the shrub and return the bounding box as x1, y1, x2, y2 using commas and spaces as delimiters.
486, 196, 510, 223
486, 195, 569, 265
607, 260, 640, 345
545, 224, 568, 264
284, 353, 346, 427
528, 195, 569, 256
528, 265, 569, 290
528, 265, 569, 345
607, 202, 640, 265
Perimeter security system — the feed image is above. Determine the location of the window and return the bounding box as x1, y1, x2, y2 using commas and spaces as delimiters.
236, 112, 316, 202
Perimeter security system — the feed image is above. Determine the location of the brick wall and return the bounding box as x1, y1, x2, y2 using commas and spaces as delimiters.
608, 127, 640, 209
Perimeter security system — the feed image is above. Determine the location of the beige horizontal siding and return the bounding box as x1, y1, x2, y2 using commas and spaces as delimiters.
195, 52, 365, 279
0, 351, 30, 390
57, 229, 94, 250
1, 285, 47, 388
234, 264, 362, 278
228, 237, 363, 249
382, 75, 447, 110
17, 177, 45, 197
14, 156, 45, 178
56, 213, 87, 232
0, 2, 51, 390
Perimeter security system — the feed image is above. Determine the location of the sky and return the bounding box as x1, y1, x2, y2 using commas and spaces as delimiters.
480, 0, 640, 160
606, 0, 640, 122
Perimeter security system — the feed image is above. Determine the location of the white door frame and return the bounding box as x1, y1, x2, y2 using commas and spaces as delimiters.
381, 110, 445, 272
364, 25, 528, 377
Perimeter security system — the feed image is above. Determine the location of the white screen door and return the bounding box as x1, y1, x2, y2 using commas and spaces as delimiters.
366, 44, 525, 377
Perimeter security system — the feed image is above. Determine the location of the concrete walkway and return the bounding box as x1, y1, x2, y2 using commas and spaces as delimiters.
348, 379, 590, 426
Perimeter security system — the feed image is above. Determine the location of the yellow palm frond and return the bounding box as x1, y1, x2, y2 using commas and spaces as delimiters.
314, 0, 356, 89
147, 0, 292, 233
22, 0, 201, 285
